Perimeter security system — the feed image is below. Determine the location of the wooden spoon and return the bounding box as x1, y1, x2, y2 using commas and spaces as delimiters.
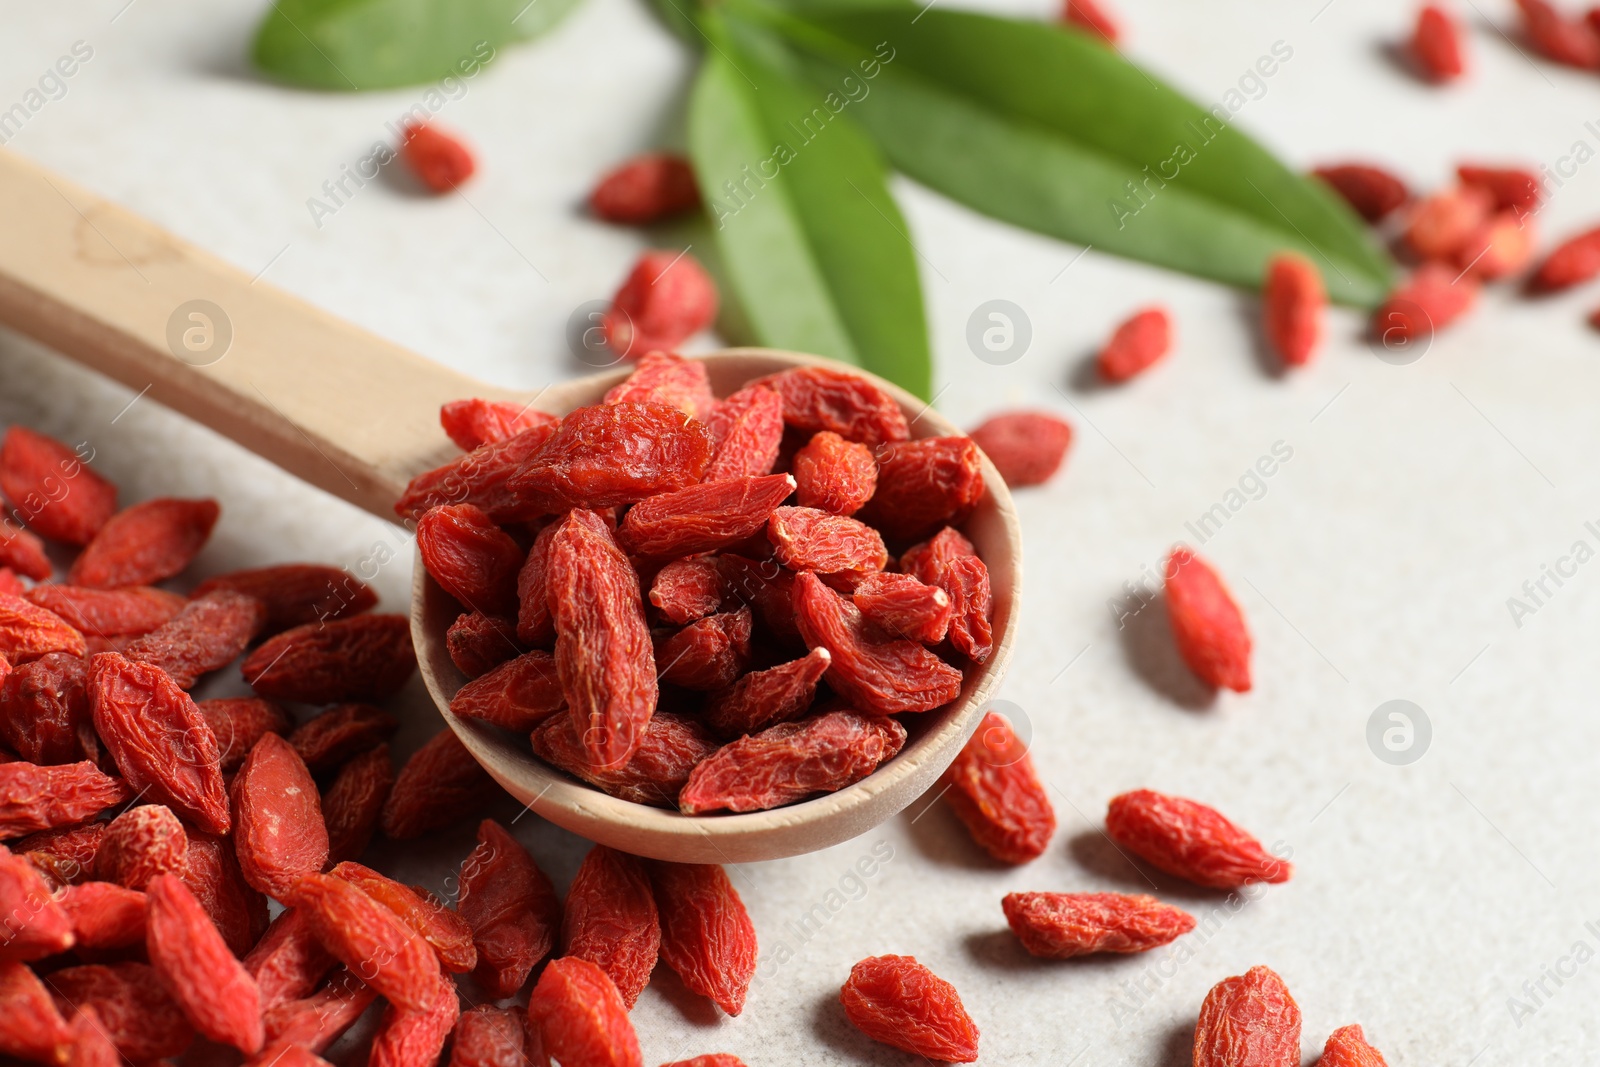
0, 149, 1022, 862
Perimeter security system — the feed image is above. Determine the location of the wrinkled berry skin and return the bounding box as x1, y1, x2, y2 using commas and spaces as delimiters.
1002, 892, 1195, 958
601, 251, 718, 359
940, 711, 1054, 864
839, 955, 979, 1063
1192, 966, 1301, 1067
1105, 789, 1291, 889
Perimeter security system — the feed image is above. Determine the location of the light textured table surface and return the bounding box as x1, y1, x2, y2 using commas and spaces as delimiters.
4, 1, 1600, 1063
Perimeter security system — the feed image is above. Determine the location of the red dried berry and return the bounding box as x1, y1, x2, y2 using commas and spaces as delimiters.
331, 861, 477, 973
1454, 211, 1535, 280
232, 734, 328, 899
0, 568, 24, 598
531, 711, 718, 807
704, 385, 785, 481
792, 431, 877, 515
861, 437, 985, 544
395, 424, 558, 523
198, 697, 291, 773
244, 907, 339, 1010
15, 820, 106, 873
440, 399, 556, 452
458, 819, 561, 997
839, 955, 979, 1063
601, 251, 718, 358
418, 504, 524, 617
1410, 4, 1465, 81
654, 607, 751, 691
716, 554, 802, 644
1373, 263, 1478, 343
850, 573, 951, 646
1404, 185, 1491, 261
193, 563, 377, 636
1002, 892, 1195, 957
1105, 789, 1291, 888
97, 803, 188, 889
651, 862, 756, 1016
516, 520, 559, 648
751, 367, 910, 447
289, 871, 443, 1013
380, 730, 499, 840
681, 710, 906, 815
125, 589, 266, 689
604, 350, 715, 421
50, 962, 196, 1061
1316, 1024, 1390, 1067
370, 975, 461, 1067
1517, 0, 1600, 68
1263, 253, 1325, 367
290, 702, 399, 772
0, 594, 86, 663
1532, 225, 1600, 290
0, 958, 74, 1061
1165, 547, 1251, 691
0, 844, 75, 959
26, 585, 184, 637
262, 968, 378, 1053
1062, 0, 1118, 43
88, 652, 230, 833
1098, 307, 1171, 382
145, 873, 265, 1054
529, 956, 642, 1067
1312, 163, 1410, 223
450, 650, 565, 731
67, 498, 219, 589
0, 760, 129, 838
704, 646, 830, 738
648, 558, 725, 625
59, 881, 147, 949
1193, 966, 1301, 1067
447, 611, 523, 678
321, 743, 395, 864
0, 427, 117, 546
590, 153, 700, 224
767, 506, 888, 574
243, 614, 416, 704
902, 526, 976, 581
941, 711, 1054, 863
941, 554, 994, 663
966, 411, 1072, 488
561, 846, 660, 1009
400, 121, 475, 191
180, 830, 268, 957
0, 652, 89, 765
620, 474, 795, 560
0, 520, 53, 582
449, 1004, 539, 1067
1457, 164, 1542, 214
511, 403, 714, 514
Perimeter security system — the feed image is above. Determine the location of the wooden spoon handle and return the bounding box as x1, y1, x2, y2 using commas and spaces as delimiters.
0, 148, 519, 519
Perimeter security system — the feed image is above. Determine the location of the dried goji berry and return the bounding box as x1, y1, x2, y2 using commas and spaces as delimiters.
15, 820, 105, 873
193, 563, 378, 636
380, 730, 499, 840
262, 968, 378, 1053
0, 519, 52, 582
1165, 547, 1251, 691
648, 558, 724, 625
450, 1004, 539, 1067
619, 475, 795, 560
96, 803, 187, 890
839, 955, 979, 1062
793, 573, 962, 715
395, 424, 559, 524
703, 646, 830, 738
61, 1003, 119, 1067
511, 403, 714, 514
681, 710, 906, 815
1192, 966, 1301, 1067
1002, 892, 1195, 957
451, 650, 565, 731
1313, 163, 1409, 223
0, 427, 116, 546
447, 611, 523, 678
862, 437, 985, 544
1373, 262, 1478, 343
440, 399, 556, 453
650, 862, 756, 1016
1409, 4, 1465, 81
750, 366, 910, 448
902, 525, 975, 579
529, 956, 642, 1067
0, 594, 86, 663
940, 711, 1053, 863
655, 608, 751, 691
290, 702, 398, 773
939, 554, 993, 663
1262, 253, 1325, 367
244, 907, 339, 1010
418, 504, 523, 617
0, 958, 73, 1061
966, 411, 1073, 489
0, 569, 23, 598
59, 881, 146, 948
458, 818, 561, 997
766, 506, 887, 574
850, 573, 951, 646
1517, 0, 1600, 68
289, 871, 442, 1012
513, 521, 558, 649
181, 829, 269, 957
0, 652, 88, 765
26, 584, 184, 638
1062, 0, 1118, 43
1316, 1023, 1390, 1067
144, 873, 264, 1054
125, 589, 266, 689
1531, 224, 1600, 290
243, 614, 416, 704
232, 734, 328, 899
198, 697, 290, 773
590, 153, 700, 224
400, 121, 475, 191
704, 385, 784, 481
1404, 186, 1491, 261
0, 844, 75, 959
546, 510, 657, 768
49, 962, 196, 1061
1105, 789, 1291, 888
0, 760, 128, 838
601, 251, 718, 359
603, 350, 715, 421
330, 861, 477, 974
1098, 306, 1170, 382
531, 711, 718, 807
370, 972, 461, 1067
790, 431, 875, 516
321, 744, 394, 864
560, 846, 659, 1010
715, 554, 801, 643
1458, 163, 1540, 214
67, 498, 219, 589
1454, 210, 1534, 280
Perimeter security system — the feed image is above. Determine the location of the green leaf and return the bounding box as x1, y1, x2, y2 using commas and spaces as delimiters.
687, 13, 933, 397
751, 2, 1395, 306
252, 0, 583, 90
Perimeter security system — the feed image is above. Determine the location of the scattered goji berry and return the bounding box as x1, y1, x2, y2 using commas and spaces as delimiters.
791, 431, 876, 515
529, 956, 642, 1067
1002, 892, 1196, 957
655, 608, 751, 691
124, 589, 266, 689
510, 403, 714, 513
450, 650, 566, 731
751, 366, 910, 448
1192, 966, 1301, 1067
561, 846, 660, 1010
0, 427, 117, 546
380, 730, 499, 840
370, 972, 461, 1067
767, 506, 888, 574
67, 498, 219, 589
704, 646, 831, 738
244, 907, 339, 1011
198, 697, 291, 773
242, 614, 416, 704
49, 962, 196, 1062
839, 955, 979, 1063
681, 710, 906, 815
26, 584, 184, 638
0, 843, 75, 959
1531, 225, 1600, 290
1105, 789, 1291, 888
0, 958, 73, 1061
590, 153, 700, 224
0, 519, 52, 581
321, 743, 395, 864
1404, 186, 1491, 261
601, 251, 718, 358
966, 411, 1073, 489
531, 711, 718, 807
941, 711, 1053, 863
1312, 163, 1410, 223
192, 563, 378, 636
650, 862, 756, 1016
144, 873, 265, 1054
418, 504, 524, 617
395, 424, 558, 524
290, 702, 399, 772
261, 968, 378, 1053
715, 554, 801, 643
96, 803, 187, 890
440, 399, 557, 453
1516, 0, 1600, 68
0, 594, 86, 662
1098, 306, 1171, 382
400, 121, 475, 192
1373, 262, 1478, 342
181, 829, 269, 957
0, 652, 89, 765
59, 881, 148, 949
1409, 4, 1465, 81
1263, 253, 1325, 367
793, 572, 963, 715
458, 819, 561, 997
1316, 1023, 1390, 1067
447, 610, 523, 678
232, 734, 329, 899
648, 557, 725, 625
0, 759, 129, 838
619, 474, 796, 560
1454, 211, 1535, 280
450, 1004, 539, 1067
331, 861, 477, 974
1165, 547, 1251, 691
1062, 0, 1118, 43
1457, 164, 1541, 214
703, 385, 785, 481
603, 350, 716, 421
861, 437, 985, 544
289, 870, 443, 1013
